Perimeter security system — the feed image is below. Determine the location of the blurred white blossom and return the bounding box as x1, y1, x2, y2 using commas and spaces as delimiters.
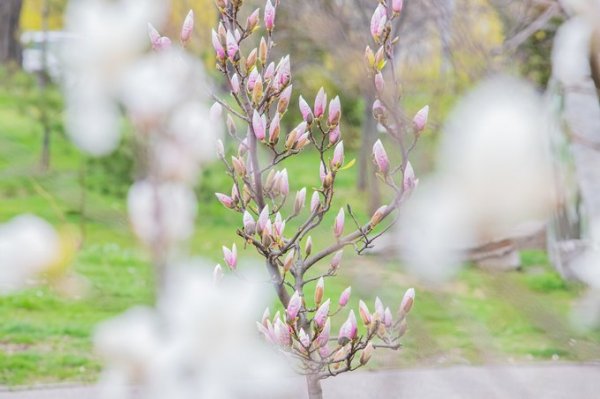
0, 215, 60, 293
399, 76, 556, 281
95, 265, 297, 399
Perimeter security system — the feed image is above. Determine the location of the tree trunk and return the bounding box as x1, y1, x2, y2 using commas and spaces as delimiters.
0, 0, 24, 66
306, 374, 323, 399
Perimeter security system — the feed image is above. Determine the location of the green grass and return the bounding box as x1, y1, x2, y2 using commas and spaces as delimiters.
1, 78, 600, 386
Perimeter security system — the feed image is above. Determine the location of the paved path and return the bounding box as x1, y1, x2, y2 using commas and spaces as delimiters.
1, 363, 599, 398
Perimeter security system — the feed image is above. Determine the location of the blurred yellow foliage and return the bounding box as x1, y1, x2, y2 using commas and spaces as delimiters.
20, 0, 64, 30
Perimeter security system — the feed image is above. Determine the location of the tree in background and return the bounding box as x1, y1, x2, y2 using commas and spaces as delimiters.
0, 0, 24, 66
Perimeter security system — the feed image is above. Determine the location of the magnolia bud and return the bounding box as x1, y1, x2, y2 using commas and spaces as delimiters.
327, 96, 341, 126
339, 286, 351, 307
360, 342, 374, 365
305, 236, 313, 256
257, 205, 269, 233
262, 307, 271, 327
283, 249, 295, 272
155, 36, 171, 51
397, 319, 408, 337
279, 168, 289, 196
231, 184, 240, 202
275, 55, 291, 87
338, 310, 357, 344
216, 193, 234, 208
372, 139, 389, 175
226, 30, 239, 60
246, 48, 258, 71
248, 69, 259, 91
372, 99, 386, 120
264, 0, 276, 31
370, 205, 387, 227
252, 75, 263, 104
330, 250, 343, 271
269, 113, 281, 144
316, 318, 330, 347
413, 105, 429, 132
299, 95, 313, 122
314, 277, 325, 306
298, 328, 310, 348
210, 102, 223, 122
365, 46, 375, 68
375, 297, 385, 321
359, 300, 372, 325
314, 298, 329, 327
217, 22, 226, 39
295, 132, 311, 150
400, 288, 415, 315
262, 219, 273, 247
370, 4, 387, 42
213, 264, 224, 283
331, 141, 344, 169
215, 0, 227, 9
333, 208, 345, 238
273, 212, 285, 237
246, 8, 260, 32
375, 72, 384, 94
392, 0, 404, 14
310, 191, 320, 213
287, 290, 302, 321
375, 46, 385, 69
223, 244, 237, 270
278, 85, 292, 114
243, 211, 256, 235
259, 36, 268, 65
231, 156, 246, 176
230, 73, 240, 94
274, 318, 290, 346
252, 110, 266, 140
181, 10, 194, 44
148, 23, 161, 49
384, 307, 393, 328
237, 135, 248, 156
329, 125, 341, 144
314, 87, 327, 119
403, 161, 418, 194
264, 62, 275, 80
294, 187, 306, 215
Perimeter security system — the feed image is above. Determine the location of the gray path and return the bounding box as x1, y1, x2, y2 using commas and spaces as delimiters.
1, 364, 599, 398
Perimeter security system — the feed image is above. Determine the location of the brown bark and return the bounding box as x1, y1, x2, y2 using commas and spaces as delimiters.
0, 0, 24, 66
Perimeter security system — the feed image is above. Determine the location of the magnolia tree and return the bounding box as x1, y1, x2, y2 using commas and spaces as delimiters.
209, 0, 428, 397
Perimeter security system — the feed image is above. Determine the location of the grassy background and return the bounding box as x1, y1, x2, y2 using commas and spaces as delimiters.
1, 77, 599, 387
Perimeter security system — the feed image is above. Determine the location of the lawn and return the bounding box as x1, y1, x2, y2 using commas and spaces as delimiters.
1, 79, 599, 386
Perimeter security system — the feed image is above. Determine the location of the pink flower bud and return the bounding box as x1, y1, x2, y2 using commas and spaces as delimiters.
269, 112, 281, 144
310, 191, 320, 213
209, 102, 223, 122
156, 36, 171, 51
338, 310, 357, 344
316, 318, 330, 347
314, 87, 327, 118
294, 187, 306, 214
287, 290, 302, 321
262, 219, 273, 245
327, 96, 341, 126
413, 105, 429, 132
216, 139, 225, 159
257, 205, 269, 232
314, 277, 325, 306
278, 85, 293, 114
234, 29, 241, 42
372, 139, 389, 175
295, 131, 311, 150
392, 0, 404, 14
213, 264, 223, 283
264, 0, 276, 30
231, 156, 246, 176
384, 307, 393, 328
264, 62, 275, 80
215, 193, 234, 208
231, 184, 240, 201
230, 73, 240, 94
279, 168, 289, 196
375, 72, 385, 94
299, 95, 313, 121
248, 69, 259, 91
403, 161, 418, 194
298, 328, 310, 348
305, 236, 313, 256
319, 344, 331, 358
333, 208, 345, 238
237, 138, 248, 156
329, 125, 341, 144
370, 4, 387, 41
211, 29, 225, 59
275, 55, 291, 87
360, 342, 374, 365
358, 300, 372, 325
252, 110, 266, 140
147, 23, 161, 49
330, 250, 343, 271
283, 249, 295, 272
243, 210, 256, 235
370, 205, 387, 227
180, 10, 194, 44
246, 8, 260, 31
372, 99, 386, 119
274, 318, 290, 346
375, 297, 385, 320
226, 30, 239, 60
313, 297, 329, 328
332, 141, 344, 168
222, 244, 237, 270
339, 286, 351, 307
274, 212, 285, 237
400, 287, 415, 314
